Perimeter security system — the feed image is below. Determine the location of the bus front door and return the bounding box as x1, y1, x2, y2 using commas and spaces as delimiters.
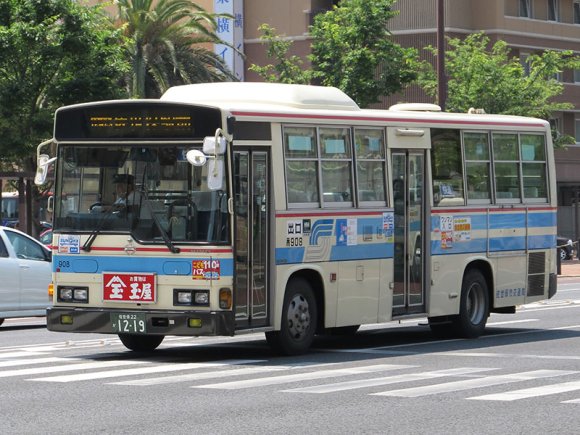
392, 152, 426, 316
233, 150, 270, 328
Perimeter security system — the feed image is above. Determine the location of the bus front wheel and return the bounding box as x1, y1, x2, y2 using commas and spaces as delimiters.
265, 278, 317, 356
453, 269, 489, 338
118, 334, 164, 352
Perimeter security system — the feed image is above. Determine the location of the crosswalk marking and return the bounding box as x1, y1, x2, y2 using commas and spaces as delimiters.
469, 378, 580, 401
193, 364, 415, 390
373, 370, 576, 398
283, 367, 497, 394
0, 357, 77, 368
29, 359, 264, 383
112, 366, 289, 386
0, 351, 50, 359
0, 359, 147, 379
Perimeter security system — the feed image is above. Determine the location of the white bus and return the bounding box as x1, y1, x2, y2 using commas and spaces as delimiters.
36, 83, 557, 355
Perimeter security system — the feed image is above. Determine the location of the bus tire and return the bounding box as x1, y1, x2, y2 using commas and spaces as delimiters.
265, 278, 317, 355
118, 334, 164, 352
453, 269, 489, 338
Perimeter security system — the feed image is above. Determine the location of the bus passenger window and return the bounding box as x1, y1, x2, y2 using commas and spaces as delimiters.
284, 126, 320, 205
319, 127, 353, 207
355, 128, 386, 205
431, 129, 465, 207
492, 133, 521, 202
520, 134, 547, 201
464, 132, 491, 204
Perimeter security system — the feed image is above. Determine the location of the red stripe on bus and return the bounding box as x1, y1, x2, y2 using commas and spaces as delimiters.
58, 246, 233, 254
230, 111, 546, 128
276, 210, 387, 218
431, 206, 557, 214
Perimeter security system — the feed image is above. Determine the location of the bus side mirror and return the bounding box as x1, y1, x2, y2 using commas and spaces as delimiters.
35, 154, 57, 186
186, 149, 207, 166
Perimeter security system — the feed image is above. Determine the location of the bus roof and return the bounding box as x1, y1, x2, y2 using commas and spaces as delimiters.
160, 82, 549, 130
161, 82, 360, 111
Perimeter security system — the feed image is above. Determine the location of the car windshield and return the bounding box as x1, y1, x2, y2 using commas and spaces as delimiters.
53, 144, 229, 244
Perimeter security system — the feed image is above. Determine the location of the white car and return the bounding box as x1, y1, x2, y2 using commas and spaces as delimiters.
0, 226, 52, 326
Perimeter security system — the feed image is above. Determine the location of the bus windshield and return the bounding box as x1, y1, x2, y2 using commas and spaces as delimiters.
53, 144, 229, 244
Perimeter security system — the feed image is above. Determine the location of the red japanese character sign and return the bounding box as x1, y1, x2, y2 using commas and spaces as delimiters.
103, 272, 156, 303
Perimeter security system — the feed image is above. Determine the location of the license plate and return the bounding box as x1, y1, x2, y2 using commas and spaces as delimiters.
111, 313, 147, 334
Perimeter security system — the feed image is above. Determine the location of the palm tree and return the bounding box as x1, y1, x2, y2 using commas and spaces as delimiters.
115, 0, 236, 98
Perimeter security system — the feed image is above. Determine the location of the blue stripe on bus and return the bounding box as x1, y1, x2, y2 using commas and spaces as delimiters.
431, 234, 554, 255
53, 255, 234, 277
330, 243, 393, 261
275, 247, 306, 264
431, 211, 557, 232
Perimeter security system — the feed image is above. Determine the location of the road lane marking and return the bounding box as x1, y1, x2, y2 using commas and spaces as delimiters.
192, 364, 415, 390
283, 367, 496, 394
28, 359, 264, 383
0, 357, 77, 368
374, 370, 576, 398
469, 378, 580, 401
0, 359, 147, 378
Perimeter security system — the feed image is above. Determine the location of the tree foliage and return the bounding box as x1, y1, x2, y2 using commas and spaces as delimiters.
417, 33, 580, 120
248, 24, 316, 84
310, 0, 417, 108
249, 0, 417, 108
115, 0, 236, 98
0, 0, 128, 167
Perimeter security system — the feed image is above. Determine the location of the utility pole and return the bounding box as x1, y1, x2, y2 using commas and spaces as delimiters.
437, 0, 447, 111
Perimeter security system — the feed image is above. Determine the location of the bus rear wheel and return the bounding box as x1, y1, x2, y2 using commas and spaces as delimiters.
265, 278, 317, 356
453, 269, 489, 338
118, 334, 164, 352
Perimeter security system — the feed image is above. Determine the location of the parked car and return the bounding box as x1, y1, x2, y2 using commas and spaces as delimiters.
557, 236, 574, 261
0, 226, 52, 326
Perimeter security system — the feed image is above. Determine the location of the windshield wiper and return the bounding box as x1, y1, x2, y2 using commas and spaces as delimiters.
140, 189, 180, 254
82, 209, 115, 252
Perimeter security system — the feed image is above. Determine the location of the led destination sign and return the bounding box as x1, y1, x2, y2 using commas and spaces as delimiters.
89, 113, 193, 137
54, 102, 221, 140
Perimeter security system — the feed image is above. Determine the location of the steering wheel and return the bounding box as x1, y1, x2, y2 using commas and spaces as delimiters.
89, 202, 103, 212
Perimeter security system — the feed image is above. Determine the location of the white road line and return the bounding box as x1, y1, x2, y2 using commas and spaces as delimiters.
0, 359, 146, 379
192, 364, 415, 390
111, 362, 338, 386
283, 367, 497, 394
112, 366, 289, 386
469, 378, 580, 401
0, 357, 77, 368
374, 370, 575, 398
487, 319, 538, 326
28, 359, 264, 383
0, 351, 50, 359
561, 398, 580, 404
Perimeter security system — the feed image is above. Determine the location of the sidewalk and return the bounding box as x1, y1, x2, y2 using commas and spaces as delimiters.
560, 259, 580, 277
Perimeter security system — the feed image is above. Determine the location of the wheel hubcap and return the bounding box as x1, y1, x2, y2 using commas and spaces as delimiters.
467, 283, 485, 325
286, 294, 310, 340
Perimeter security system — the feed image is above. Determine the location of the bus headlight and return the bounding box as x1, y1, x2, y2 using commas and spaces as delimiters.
57, 286, 89, 303
174, 289, 209, 306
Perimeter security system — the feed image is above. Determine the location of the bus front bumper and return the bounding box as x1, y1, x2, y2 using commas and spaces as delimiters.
46, 306, 235, 336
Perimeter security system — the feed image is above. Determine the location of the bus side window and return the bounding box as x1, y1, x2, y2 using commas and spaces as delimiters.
431, 129, 465, 207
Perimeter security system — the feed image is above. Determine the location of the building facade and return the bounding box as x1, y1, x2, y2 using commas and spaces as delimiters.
89, 0, 580, 235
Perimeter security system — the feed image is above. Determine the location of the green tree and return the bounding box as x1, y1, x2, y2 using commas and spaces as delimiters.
310, 0, 417, 108
417, 33, 580, 141
248, 24, 316, 84
115, 0, 236, 98
0, 0, 128, 167
249, 0, 417, 108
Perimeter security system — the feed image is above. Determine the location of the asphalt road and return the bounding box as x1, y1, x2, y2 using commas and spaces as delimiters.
2, 279, 580, 435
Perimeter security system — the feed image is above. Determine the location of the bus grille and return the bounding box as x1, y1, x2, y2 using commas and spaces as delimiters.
527, 252, 546, 296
